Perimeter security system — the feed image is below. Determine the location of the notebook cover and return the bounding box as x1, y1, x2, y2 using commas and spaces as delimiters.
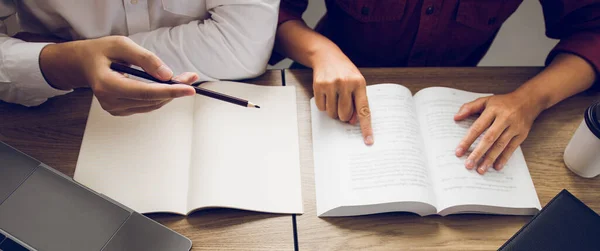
499, 189, 600, 251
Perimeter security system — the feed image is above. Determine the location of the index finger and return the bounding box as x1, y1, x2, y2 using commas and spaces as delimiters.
104, 71, 195, 100
353, 87, 374, 145
458, 111, 495, 169
104, 36, 174, 81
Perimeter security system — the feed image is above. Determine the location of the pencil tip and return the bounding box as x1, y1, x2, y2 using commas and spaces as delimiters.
248, 102, 261, 108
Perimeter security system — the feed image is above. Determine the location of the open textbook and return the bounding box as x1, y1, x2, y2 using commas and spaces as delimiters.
75, 81, 303, 215
311, 84, 541, 217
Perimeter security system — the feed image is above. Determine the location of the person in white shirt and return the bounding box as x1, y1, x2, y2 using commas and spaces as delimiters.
0, 0, 279, 116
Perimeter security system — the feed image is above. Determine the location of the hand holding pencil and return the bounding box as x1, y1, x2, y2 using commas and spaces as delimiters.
40, 36, 198, 116
39, 36, 259, 117
109, 63, 261, 109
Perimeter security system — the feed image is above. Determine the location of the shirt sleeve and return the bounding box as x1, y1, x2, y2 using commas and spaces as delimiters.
0, 2, 70, 107
278, 0, 309, 25
268, 0, 309, 65
541, 0, 600, 76
129, 0, 279, 81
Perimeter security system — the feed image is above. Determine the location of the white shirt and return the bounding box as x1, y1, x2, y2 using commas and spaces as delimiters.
0, 0, 279, 106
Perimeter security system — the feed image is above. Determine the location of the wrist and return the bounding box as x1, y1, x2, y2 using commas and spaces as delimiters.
515, 53, 597, 114
513, 86, 549, 116
307, 46, 330, 69
312, 50, 359, 77
39, 43, 83, 90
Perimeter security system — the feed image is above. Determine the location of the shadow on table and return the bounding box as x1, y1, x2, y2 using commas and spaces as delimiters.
564, 171, 600, 209
320, 211, 530, 237
147, 208, 288, 230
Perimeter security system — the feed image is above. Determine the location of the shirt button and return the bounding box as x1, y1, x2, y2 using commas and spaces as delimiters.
425, 6, 434, 15
488, 17, 497, 25
361, 6, 370, 16
131, 0, 138, 4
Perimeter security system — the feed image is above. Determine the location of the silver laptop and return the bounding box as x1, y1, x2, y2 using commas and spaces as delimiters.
0, 141, 192, 251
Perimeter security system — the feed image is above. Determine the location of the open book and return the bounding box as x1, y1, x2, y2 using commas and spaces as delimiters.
311, 84, 541, 217
75, 81, 303, 215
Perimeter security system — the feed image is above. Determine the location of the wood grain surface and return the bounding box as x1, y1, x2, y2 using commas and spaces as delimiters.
0, 70, 295, 251
285, 67, 600, 251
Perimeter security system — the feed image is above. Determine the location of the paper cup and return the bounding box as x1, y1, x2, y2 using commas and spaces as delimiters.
564, 102, 600, 178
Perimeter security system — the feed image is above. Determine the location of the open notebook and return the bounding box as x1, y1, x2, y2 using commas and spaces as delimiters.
311, 84, 541, 217
75, 81, 303, 215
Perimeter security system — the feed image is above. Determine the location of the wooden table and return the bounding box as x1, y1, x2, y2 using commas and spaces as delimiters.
285, 67, 600, 250
0, 70, 295, 251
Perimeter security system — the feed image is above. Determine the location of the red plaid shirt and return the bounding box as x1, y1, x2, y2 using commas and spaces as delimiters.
272, 0, 600, 71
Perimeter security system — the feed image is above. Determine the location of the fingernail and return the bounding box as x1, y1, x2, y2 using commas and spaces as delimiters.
478, 165, 491, 174
495, 164, 504, 170
455, 147, 464, 156
364, 136, 374, 145
465, 159, 474, 169
477, 167, 484, 174
456, 107, 464, 115
157, 65, 173, 80
477, 166, 485, 174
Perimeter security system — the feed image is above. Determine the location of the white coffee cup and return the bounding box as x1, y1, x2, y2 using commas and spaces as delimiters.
564, 102, 600, 178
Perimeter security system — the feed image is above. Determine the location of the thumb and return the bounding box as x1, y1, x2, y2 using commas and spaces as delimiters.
454, 97, 488, 121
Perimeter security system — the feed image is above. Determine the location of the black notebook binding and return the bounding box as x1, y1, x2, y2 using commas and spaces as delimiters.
499, 189, 600, 251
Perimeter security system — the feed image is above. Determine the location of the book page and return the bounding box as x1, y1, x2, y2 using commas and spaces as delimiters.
74, 96, 194, 214
186, 82, 303, 214
413, 87, 540, 215
311, 84, 436, 216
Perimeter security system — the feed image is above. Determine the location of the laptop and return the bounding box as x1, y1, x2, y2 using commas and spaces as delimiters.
0, 141, 192, 251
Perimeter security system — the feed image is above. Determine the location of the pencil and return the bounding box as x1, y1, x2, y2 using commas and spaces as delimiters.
109, 62, 260, 108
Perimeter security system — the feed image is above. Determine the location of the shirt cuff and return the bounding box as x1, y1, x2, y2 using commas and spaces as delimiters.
546, 31, 600, 77
3, 42, 72, 106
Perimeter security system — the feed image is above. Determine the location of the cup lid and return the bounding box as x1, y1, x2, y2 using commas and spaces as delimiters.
585, 102, 600, 139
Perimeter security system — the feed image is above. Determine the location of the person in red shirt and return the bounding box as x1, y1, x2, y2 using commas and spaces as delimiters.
272, 0, 599, 175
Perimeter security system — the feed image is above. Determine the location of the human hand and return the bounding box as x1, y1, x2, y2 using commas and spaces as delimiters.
39, 36, 197, 116
312, 57, 374, 145
454, 91, 544, 174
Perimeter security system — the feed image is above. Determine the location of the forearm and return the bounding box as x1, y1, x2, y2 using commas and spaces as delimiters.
516, 53, 596, 112
275, 20, 350, 69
